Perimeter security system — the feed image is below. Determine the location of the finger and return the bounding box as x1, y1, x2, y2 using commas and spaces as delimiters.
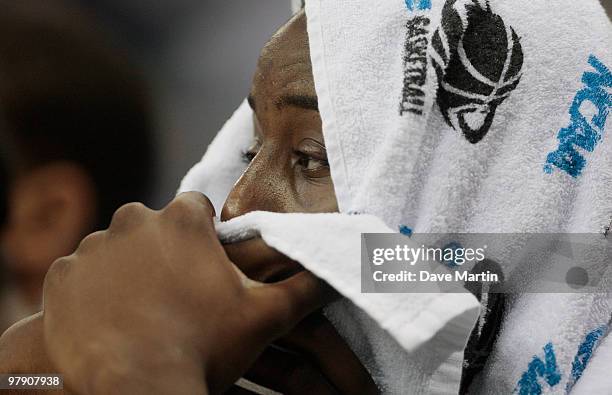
162, 192, 217, 233
0, 314, 67, 394
0, 313, 53, 373
223, 237, 303, 282
248, 271, 336, 337
75, 231, 106, 254
242, 345, 338, 394
176, 191, 216, 216
277, 315, 380, 395
108, 202, 150, 232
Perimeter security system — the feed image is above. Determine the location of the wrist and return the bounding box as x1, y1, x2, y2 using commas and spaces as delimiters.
89, 360, 208, 395
85, 357, 208, 395
58, 337, 208, 395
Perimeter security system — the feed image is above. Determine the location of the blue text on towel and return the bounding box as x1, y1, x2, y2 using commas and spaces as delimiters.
544, 55, 611, 177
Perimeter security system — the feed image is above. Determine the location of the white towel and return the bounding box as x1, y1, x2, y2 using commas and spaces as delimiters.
304, 0, 612, 393
180, 0, 612, 393
180, 101, 481, 394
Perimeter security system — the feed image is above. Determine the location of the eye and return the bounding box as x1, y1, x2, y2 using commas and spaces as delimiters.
241, 149, 257, 164
241, 139, 261, 164
296, 153, 329, 172
294, 138, 330, 179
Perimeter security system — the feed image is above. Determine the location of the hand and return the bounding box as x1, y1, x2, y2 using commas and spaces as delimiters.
41, 192, 332, 395
239, 315, 379, 395
0, 313, 67, 395
224, 238, 379, 395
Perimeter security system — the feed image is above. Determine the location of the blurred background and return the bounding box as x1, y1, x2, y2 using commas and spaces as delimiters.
0, 0, 293, 332
80, 0, 292, 207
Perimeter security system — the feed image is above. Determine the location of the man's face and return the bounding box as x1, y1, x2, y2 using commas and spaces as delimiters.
220, 11, 338, 284
220, 11, 337, 224
218, 16, 378, 394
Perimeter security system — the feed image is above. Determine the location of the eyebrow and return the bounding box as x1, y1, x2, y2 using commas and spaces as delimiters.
275, 94, 319, 111
247, 93, 319, 112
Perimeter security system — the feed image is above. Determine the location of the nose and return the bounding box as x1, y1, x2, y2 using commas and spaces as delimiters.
220, 153, 290, 221
220, 154, 304, 283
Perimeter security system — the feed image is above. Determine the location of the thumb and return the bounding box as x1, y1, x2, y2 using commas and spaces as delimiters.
247, 271, 336, 339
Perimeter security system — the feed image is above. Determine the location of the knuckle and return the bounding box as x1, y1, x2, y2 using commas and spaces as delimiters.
179, 191, 215, 215
45, 256, 73, 288
110, 202, 148, 230
163, 198, 196, 224
162, 195, 214, 233
76, 231, 105, 253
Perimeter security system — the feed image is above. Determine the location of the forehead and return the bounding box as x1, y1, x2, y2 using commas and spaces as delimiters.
251, 12, 316, 102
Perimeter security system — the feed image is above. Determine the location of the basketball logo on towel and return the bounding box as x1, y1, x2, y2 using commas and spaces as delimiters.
431, 0, 524, 143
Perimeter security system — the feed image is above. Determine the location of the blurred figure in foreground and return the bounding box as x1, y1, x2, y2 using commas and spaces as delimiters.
0, 0, 154, 332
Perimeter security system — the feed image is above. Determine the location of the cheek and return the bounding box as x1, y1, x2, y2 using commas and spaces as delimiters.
293, 178, 338, 213
223, 146, 338, 216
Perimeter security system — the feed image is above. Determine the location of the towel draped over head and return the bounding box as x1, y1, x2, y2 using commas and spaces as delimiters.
180, 1, 612, 393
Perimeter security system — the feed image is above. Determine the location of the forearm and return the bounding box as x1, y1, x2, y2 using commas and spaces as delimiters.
53, 334, 209, 395
88, 363, 208, 395
1, 314, 209, 395
0, 314, 66, 394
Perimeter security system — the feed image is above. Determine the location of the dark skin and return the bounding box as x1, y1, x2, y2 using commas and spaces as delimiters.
1, 193, 337, 395
0, 11, 378, 395
223, 11, 377, 395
